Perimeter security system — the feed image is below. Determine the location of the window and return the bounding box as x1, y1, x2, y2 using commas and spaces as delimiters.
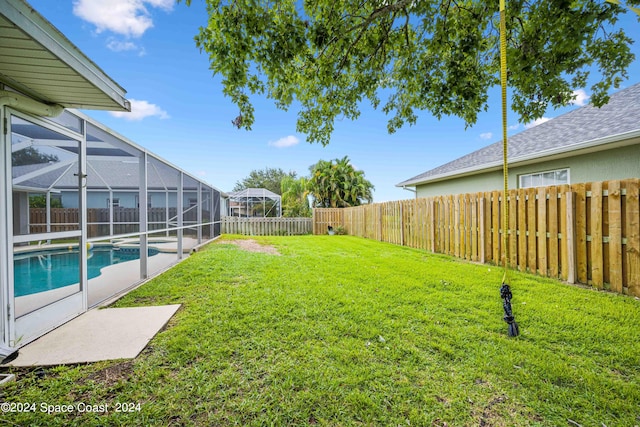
519, 168, 569, 189
188, 198, 198, 208
134, 195, 152, 208
107, 198, 120, 208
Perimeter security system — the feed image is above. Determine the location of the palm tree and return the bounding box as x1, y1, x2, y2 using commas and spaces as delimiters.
308, 156, 374, 208
281, 176, 311, 217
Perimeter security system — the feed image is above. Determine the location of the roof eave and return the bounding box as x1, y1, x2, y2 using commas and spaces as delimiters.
397, 128, 640, 188
0, 0, 130, 111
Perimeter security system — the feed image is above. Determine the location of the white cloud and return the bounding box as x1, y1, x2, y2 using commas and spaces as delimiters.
106, 38, 147, 55
144, 0, 175, 9
508, 124, 521, 131
268, 135, 300, 148
479, 132, 493, 140
524, 117, 551, 129
570, 89, 590, 106
109, 99, 169, 121
106, 38, 138, 52
73, 0, 174, 38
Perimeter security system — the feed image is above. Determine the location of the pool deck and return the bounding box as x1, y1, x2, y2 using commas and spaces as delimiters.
13, 237, 199, 317
6, 236, 203, 366
14, 252, 179, 317
8, 304, 181, 366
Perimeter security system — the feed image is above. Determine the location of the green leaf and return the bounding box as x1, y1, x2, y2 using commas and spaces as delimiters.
187, 0, 636, 146
307, 156, 374, 207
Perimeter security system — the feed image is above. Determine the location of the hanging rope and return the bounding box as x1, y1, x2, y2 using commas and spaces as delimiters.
499, 0, 519, 337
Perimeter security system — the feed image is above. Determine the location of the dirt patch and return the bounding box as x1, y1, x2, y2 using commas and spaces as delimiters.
85, 360, 135, 387
222, 239, 281, 255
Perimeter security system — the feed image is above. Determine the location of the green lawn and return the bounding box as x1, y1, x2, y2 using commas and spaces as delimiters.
2, 235, 639, 426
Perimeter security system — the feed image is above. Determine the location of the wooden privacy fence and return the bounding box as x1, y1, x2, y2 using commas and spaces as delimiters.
29, 207, 202, 235
314, 178, 640, 297
222, 216, 312, 236
29, 207, 79, 233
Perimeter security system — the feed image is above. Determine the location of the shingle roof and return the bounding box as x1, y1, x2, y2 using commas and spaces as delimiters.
397, 82, 640, 187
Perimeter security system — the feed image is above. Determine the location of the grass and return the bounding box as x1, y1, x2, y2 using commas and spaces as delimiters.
2, 235, 639, 426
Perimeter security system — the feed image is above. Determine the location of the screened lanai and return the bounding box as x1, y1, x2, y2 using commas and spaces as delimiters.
7, 109, 224, 347
1, 0, 225, 353
227, 188, 282, 217
12, 111, 221, 242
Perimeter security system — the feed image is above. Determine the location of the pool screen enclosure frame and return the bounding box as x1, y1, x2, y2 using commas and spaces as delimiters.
1, 106, 224, 351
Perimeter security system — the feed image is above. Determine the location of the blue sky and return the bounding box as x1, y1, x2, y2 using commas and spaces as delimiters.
26, 0, 640, 202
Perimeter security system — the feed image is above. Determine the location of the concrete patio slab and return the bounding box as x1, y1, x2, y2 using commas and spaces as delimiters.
8, 305, 181, 366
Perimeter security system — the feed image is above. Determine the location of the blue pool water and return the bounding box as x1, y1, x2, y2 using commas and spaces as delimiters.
13, 247, 159, 297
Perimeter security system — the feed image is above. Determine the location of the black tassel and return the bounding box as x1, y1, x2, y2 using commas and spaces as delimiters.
500, 283, 519, 337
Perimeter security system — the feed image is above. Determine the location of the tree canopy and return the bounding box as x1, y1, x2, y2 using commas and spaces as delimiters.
233, 167, 297, 194
308, 156, 374, 208
185, 0, 638, 145
281, 175, 312, 217
29, 194, 62, 209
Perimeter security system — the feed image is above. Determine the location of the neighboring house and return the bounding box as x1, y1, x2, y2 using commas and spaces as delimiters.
397, 83, 640, 198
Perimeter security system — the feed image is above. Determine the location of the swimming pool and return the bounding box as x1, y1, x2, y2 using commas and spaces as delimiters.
13, 246, 159, 297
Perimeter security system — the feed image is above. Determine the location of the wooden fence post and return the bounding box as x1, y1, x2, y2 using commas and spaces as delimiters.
312, 209, 316, 234
608, 180, 623, 293
400, 201, 405, 246
566, 192, 576, 284
537, 187, 548, 277
527, 188, 537, 273
517, 188, 527, 272
548, 186, 558, 278
508, 189, 517, 268
591, 181, 604, 288
626, 179, 640, 297
479, 196, 485, 264
492, 192, 500, 264
430, 199, 436, 253
378, 204, 383, 242
454, 195, 460, 258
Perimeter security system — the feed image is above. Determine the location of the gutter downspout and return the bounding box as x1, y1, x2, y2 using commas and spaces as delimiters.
402, 186, 417, 199
0, 90, 64, 363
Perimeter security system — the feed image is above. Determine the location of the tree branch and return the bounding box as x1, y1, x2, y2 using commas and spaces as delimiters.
333, 2, 412, 77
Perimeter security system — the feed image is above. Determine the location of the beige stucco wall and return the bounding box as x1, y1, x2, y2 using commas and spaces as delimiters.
511, 142, 640, 185
415, 170, 503, 198
415, 141, 640, 198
